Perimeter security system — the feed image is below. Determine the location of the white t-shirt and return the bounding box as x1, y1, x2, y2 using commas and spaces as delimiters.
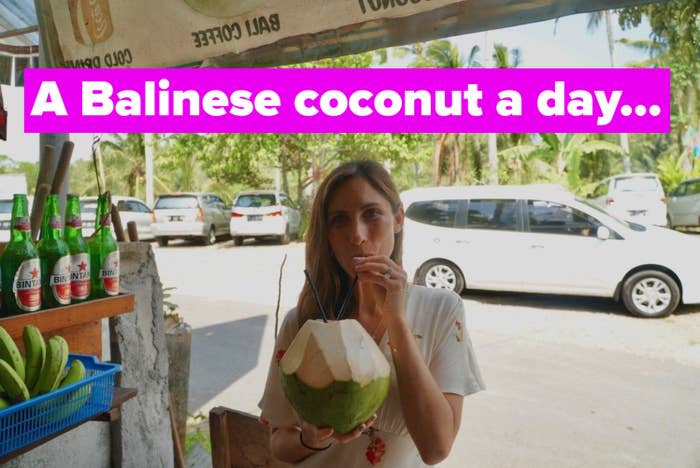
259, 284, 485, 467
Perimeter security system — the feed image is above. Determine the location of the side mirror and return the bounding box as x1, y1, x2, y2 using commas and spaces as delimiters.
596, 226, 611, 240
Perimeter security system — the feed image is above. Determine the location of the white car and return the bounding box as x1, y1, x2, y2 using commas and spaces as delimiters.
0, 195, 33, 243
81, 195, 155, 240
588, 173, 667, 226
667, 177, 700, 229
229, 190, 301, 245
400, 184, 700, 318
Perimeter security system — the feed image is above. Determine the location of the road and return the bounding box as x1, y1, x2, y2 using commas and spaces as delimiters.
154, 239, 700, 468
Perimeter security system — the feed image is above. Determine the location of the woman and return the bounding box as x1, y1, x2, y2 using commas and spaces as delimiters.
259, 160, 484, 466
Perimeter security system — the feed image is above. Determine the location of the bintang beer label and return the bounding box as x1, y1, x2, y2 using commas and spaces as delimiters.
12, 259, 41, 312
68, 0, 114, 46
49, 255, 72, 305
100, 251, 119, 296
70, 253, 91, 300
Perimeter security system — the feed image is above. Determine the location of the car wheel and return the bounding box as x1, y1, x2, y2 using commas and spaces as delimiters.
203, 226, 216, 245
233, 236, 244, 246
621, 270, 680, 318
417, 260, 465, 293
279, 225, 291, 245
156, 237, 169, 247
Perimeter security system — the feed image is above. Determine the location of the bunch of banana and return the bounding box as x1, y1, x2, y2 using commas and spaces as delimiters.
0, 325, 87, 410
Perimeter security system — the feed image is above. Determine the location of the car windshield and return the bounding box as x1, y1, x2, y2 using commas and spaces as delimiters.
614, 176, 660, 192
577, 198, 647, 232
235, 194, 276, 207
155, 196, 199, 209
81, 201, 98, 214
0, 200, 13, 214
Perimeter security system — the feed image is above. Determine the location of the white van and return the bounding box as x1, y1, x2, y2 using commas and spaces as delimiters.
588, 173, 667, 226
400, 184, 700, 318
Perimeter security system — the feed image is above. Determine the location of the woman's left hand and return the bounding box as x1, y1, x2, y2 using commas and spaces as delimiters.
353, 255, 407, 323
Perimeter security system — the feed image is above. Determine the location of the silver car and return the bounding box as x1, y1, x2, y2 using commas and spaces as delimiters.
667, 177, 700, 229
152, 192, 229, 246
81, 195, 154, 240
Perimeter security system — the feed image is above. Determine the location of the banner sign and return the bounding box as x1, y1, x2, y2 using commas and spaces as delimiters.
24, 68, 669, 133
42, 0, 659, 69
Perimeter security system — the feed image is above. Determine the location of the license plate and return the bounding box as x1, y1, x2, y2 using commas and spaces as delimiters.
169, 216, 184, 222
629, 210, 647, 216
247, 215, 263, 221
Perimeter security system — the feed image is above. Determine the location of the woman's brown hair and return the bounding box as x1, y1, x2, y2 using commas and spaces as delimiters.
296, 159, 403, 327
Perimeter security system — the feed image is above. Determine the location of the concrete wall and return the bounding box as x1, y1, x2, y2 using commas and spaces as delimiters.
112, 242, 173, 467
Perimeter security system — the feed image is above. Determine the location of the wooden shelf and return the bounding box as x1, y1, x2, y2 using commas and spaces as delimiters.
0, 387, 138, 464
0, 294, 134, 357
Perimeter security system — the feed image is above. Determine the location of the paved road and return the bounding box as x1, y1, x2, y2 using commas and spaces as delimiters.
154, 239, 700, 468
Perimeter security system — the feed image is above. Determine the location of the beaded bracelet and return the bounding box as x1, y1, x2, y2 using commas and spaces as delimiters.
299, 432, 332, 451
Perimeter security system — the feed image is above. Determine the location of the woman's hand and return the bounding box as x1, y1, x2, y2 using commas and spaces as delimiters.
300, 414, 378, 448
353, 255, 408, 323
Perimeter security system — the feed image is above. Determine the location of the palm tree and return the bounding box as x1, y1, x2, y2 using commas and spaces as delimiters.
488, 43, 522, 185
99, 134, 146, 197
587, 10, 631, 173
499, 133, 625, 191
395, 40, 480, 185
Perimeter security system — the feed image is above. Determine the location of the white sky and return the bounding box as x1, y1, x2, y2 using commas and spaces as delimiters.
0, 12, 652, 165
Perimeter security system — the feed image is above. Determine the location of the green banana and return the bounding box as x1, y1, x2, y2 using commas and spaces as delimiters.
59, 359, 86, 388
22, 325, 46, 390
0, 359, 30, 403
51, 336, 70, 392
31, 336, 66, 397
0, 326, 25, 382
0, 395, 10, 409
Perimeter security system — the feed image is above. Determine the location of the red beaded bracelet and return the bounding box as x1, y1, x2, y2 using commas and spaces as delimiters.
299, 432, 332, 451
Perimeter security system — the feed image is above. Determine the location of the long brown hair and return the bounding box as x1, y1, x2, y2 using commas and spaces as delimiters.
296, 160, 403, 327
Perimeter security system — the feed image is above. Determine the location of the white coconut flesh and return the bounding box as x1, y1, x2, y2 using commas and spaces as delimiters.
279, 319, 390, 388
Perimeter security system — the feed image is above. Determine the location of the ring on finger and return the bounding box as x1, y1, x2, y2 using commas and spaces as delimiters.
383, 267, 393, 279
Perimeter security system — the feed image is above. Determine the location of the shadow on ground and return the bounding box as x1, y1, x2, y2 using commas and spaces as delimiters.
463, 289, 700, 318
188, 315, 268, 410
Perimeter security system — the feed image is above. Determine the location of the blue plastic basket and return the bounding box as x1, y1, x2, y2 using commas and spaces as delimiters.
0, 354, 121, 457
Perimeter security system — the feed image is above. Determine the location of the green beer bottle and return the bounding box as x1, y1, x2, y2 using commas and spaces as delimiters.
64, 194, 91, 302
38, 194, 72, 308
89, 192, 119, 298
0, 194, 41, 316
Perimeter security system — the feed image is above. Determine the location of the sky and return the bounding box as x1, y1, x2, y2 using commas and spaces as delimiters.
0, 12, 653, 165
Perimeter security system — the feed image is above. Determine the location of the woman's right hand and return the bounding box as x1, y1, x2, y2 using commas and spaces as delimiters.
300, 414, 378, 448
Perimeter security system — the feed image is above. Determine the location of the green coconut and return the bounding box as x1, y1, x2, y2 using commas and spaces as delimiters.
279, 319, 391, 434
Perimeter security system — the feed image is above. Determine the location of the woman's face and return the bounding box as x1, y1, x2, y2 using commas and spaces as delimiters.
326, 176, 403, 277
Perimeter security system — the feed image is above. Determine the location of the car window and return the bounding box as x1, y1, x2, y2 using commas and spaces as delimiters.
527, 200, 602, 237
81, 201, 98, 215
154, 196, 199, 209
466, 199, 518, 231
688, 181, 700, 196
134, 201, 151, 213
117, 200, 131, 211
0, 200, 13, 214
613, 176, 660, 192
405, 200, 460, 228
671, 184, 686, 197
235, 194, 277, 207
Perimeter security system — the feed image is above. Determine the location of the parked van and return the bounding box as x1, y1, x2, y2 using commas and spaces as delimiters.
152, 192, 229, 246
588, 173, 667, 226
667, 177, 700, 228
400, 184, 700, 318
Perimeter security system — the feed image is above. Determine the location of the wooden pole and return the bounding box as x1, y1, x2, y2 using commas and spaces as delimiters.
30, 144, 56, 241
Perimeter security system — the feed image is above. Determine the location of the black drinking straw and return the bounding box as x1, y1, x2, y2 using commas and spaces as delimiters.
304, 269, 328, 322
336, 274, 358, 321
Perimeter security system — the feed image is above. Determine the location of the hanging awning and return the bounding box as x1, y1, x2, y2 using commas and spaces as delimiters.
0, 0, 38, 55
9, 0, 659, 68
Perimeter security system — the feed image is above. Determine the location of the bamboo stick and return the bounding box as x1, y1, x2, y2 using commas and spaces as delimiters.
50, 141, 74, 195
30, 145, 56, 241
